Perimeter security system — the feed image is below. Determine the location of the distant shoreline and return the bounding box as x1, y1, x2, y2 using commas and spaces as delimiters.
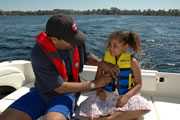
0, 8, 180, 16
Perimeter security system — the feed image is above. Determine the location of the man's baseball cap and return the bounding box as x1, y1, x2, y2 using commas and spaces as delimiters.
46, 14, 85, 45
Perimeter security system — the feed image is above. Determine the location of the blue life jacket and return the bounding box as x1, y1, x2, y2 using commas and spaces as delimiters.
103, 50, 134, 95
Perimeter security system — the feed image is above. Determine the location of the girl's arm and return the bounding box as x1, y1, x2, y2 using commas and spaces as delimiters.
116, 58, 142, 107
125, 58, 142, 98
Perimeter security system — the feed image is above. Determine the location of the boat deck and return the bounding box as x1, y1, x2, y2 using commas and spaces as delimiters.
1, 86, 180, 120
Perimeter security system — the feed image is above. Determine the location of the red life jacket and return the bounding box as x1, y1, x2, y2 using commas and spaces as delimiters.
36, 32, 80, 82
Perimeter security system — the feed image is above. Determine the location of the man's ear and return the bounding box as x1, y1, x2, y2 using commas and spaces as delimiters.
49, 37, 58, 45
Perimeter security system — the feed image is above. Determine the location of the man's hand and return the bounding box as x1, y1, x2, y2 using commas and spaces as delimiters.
93, 73, 113, 88
98, 61, 119, 80
91, 61, 119, 89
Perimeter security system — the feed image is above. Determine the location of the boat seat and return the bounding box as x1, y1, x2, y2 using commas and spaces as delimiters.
0, 87, 30, 113
152, 96, 180, 120
0, 67, 26, 89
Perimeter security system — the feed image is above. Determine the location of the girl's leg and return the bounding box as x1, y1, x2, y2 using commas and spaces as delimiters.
107, 110, 149, 120
78, 110, 148, 120
78, 116, 91, 120
78, 115, 109, 120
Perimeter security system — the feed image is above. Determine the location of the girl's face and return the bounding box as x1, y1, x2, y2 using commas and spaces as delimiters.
109, 39, 128, 57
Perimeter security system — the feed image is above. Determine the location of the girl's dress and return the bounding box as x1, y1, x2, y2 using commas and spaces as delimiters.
79, 91, 151, 118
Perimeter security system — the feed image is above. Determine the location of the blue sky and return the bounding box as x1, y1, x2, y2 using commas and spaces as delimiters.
0, 0, 179, 11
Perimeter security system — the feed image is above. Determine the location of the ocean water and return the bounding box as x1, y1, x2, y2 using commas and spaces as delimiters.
0, 15, 180, 73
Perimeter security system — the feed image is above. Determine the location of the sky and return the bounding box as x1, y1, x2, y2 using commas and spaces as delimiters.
0, 0, 180, 11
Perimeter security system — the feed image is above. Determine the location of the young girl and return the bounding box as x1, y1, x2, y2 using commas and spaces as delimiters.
78, 31, 151, 120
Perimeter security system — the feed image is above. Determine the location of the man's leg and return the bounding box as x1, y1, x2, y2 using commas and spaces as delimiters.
45, 93, 77, 120
44, 112, 66, 120
0, 88, 46, 120
0, 108, 32, 120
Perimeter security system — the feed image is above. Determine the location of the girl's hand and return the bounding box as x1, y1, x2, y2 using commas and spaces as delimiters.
116, 94, 129, 107
96, 88, 107, 101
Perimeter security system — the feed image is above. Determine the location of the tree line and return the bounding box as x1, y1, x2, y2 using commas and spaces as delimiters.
0, 8, 180, 16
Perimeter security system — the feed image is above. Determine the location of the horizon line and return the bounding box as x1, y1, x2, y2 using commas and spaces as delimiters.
1, 8, 180, 12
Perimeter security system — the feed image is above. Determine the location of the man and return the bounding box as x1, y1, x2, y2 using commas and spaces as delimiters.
0, 15, 118, 120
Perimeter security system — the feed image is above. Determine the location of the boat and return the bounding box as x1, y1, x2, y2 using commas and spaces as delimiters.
0, 60, 180, 120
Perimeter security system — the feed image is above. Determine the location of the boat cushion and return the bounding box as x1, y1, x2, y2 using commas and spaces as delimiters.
0, 67, 25, 89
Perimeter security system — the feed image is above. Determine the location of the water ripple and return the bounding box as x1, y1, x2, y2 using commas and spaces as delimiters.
0, 15, 180, 73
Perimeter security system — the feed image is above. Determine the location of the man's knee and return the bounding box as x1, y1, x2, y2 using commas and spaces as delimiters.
0, 108, 32, 120
45, 112, 67, 120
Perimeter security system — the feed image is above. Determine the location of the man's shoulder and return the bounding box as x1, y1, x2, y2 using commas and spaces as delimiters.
31, 44, 50, 65
32, 44, 41, 57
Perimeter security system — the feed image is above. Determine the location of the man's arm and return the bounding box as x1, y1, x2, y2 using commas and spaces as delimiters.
85, 52, 101, 66
54, 81, 91, 94
54, 73, 113, 94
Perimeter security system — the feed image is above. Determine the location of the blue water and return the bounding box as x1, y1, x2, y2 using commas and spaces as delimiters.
0, 15, 180, 73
